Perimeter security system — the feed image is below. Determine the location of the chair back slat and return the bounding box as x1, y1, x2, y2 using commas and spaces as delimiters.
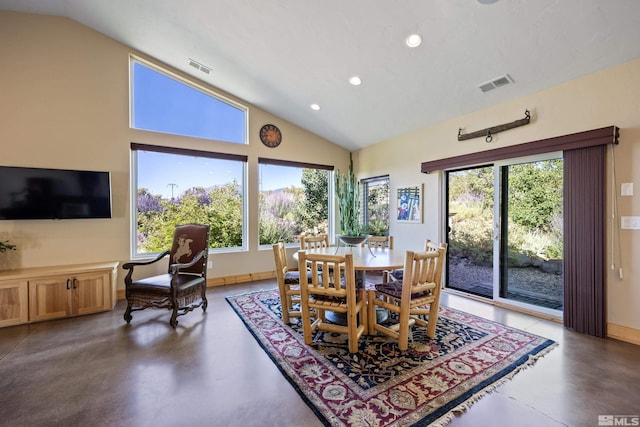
404, 246, 446, 300
299, 251, 354, 298
273, 241, 289, 278
363, 235, 393, 249
300, 234, 330, 250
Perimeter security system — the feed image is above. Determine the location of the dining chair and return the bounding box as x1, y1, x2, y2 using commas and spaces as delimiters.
368, 242, 447, 350
272, 241, 304, 324
363, 235, 394, 250
387, 238, 436, 281
299, 234, 330, 250
298, 250, 367, 353
122, 223, 210, 328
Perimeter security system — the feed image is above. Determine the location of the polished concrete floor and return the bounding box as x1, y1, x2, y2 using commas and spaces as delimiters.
1, 279, 639, 427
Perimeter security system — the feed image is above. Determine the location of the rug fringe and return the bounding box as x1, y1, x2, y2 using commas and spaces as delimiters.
428, 342, 559, 427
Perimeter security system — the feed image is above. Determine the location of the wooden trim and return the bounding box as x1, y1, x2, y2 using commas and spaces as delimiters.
258, 157, 334, 171
131, 142, 248, 162
421, 126, 619, 173
607, 323, 640, 346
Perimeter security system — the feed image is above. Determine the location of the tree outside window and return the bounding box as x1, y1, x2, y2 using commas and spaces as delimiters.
259, 160, 331, 245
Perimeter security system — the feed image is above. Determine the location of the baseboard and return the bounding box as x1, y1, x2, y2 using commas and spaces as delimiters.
116, 271, 276, 301
608, 322, 640, 345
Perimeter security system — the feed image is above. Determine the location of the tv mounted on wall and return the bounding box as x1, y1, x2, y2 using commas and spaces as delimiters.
0, 166, 112, 220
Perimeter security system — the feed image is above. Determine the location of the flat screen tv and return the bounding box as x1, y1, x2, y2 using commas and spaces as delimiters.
0, 166, 112, 220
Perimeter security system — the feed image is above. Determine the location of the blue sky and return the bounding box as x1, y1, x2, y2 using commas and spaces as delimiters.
138, 151, 302, 198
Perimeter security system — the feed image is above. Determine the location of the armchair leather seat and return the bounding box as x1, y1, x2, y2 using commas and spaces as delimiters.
128, 274, 206, 294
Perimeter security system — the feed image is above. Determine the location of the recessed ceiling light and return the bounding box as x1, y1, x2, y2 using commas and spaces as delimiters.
405, 34, 422, 48
477, 0, 499, 4
349, 76, 362, 86
310, 104, 320, 111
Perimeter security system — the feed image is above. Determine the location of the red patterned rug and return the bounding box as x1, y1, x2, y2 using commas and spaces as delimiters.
226, 289, 556, 427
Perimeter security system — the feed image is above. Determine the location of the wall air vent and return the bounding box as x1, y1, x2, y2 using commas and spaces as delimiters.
188, 58, 212, 75
477, 74, 514, 92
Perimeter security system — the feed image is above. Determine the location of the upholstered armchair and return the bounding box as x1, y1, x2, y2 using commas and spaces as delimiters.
123, 223, 210, 328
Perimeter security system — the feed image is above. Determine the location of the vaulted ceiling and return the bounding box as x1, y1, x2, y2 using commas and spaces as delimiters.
2, 0, 640, 150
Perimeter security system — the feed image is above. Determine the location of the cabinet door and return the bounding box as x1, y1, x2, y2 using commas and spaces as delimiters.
29, 276, 72, 321
74, 271, 112, 315
0, 280, 29, 327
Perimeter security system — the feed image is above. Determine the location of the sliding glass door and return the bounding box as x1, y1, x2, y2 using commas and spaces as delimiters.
446, 165, 494, 299
446, 155, 564, 313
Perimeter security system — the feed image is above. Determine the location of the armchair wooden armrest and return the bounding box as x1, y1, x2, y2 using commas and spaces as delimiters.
123, 250, 170, 270
123, 250, 170, 283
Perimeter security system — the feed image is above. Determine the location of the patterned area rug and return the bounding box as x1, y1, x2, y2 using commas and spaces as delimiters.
226, 289, 556, 427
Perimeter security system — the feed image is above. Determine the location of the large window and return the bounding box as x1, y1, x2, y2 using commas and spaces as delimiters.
130, 57, 247, 144
132, 144, 247, 256
362, 175, 390, 235
258, 158, 332, 245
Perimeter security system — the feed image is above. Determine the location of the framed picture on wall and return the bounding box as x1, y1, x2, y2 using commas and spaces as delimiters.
396, 185, 422, 223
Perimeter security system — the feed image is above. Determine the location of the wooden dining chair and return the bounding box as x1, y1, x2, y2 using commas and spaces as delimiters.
363, 235, 394, 249
272, 241, 305, 324
387, 238, 437, 281
368, 242, 447, 351
298, 250, 367, 353
300, 234, 330, 250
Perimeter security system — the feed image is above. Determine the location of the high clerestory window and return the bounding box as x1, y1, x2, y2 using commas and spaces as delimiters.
130, 56, 247, 143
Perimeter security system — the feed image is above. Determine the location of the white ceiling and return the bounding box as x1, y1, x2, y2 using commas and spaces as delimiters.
2, 0, 640, 151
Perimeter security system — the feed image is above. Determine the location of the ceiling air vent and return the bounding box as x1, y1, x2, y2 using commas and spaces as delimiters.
188, 58, 212, 75
477, 74, 514, 92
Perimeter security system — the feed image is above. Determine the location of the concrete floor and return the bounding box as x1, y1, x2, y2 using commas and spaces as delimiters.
1, 279, 639, 427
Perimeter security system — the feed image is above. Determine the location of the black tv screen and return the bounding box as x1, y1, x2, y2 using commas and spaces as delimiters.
0, 166, 112, 220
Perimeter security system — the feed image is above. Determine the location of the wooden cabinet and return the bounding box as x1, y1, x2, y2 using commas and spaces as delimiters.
0, 280, 29, 327
29, 270, 112, 322
0, 262, 117, 327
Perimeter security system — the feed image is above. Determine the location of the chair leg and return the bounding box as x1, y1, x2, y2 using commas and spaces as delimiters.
398, 310, 411, 351
300, 303, 314, 346
281, 295, 291, 324
170, 307, 178, 328
124, 304, 133, 324
367, 291, 376, 335
201, 288, 208, 312
426, 303, 440, 339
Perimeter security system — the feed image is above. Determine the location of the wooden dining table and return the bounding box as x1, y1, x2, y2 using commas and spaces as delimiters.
294, 245, 405, 324
294, 245, 405, 279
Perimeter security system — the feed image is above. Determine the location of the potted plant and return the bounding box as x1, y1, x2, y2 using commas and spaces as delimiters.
335, 153, 369, 246
0, 239, 16, 253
